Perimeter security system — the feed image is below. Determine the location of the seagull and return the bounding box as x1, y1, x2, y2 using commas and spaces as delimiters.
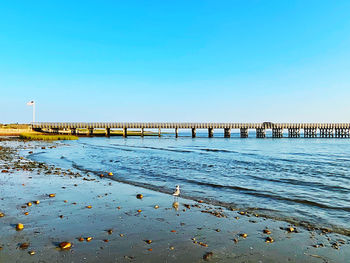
173, 185, 180, 200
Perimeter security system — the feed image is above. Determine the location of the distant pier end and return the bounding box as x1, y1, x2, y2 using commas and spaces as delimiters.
31, 122, 350, 138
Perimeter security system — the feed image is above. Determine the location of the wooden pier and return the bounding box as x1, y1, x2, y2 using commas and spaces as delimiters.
32, 122, 350, 138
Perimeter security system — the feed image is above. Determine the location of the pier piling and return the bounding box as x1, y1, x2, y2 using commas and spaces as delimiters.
192, 128, 196, 138
240, 128, 248, 138
224, 128, 231, 138
208, 128, 214, 138
272, 128, 283, 138
256, 128, 266, 138
106, 128, 110, 137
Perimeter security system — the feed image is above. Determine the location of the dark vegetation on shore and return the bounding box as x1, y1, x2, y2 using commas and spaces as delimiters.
19, 133, 79, 141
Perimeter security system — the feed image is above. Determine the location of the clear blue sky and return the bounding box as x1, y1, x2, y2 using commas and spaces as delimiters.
1, 0, 350, 123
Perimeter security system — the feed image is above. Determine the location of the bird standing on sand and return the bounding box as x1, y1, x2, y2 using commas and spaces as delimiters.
173, 185, 180, 200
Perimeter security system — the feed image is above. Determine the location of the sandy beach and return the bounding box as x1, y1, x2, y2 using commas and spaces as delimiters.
0, 138, 349, 263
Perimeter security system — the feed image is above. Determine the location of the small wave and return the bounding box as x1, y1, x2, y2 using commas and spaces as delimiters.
199, 148, 236, 153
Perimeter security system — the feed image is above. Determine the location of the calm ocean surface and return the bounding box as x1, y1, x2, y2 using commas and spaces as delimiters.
29, 131, 350, 234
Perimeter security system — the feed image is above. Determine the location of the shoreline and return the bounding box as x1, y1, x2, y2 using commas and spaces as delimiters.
0, 138, 349, 262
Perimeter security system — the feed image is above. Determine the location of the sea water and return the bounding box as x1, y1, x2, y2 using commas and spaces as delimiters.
28, 131, 350, 234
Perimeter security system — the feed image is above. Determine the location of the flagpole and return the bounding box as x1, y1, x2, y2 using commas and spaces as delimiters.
33, 102, 35, 124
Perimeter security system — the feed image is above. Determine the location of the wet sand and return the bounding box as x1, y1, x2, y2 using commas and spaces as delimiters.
0, 139, 349, 262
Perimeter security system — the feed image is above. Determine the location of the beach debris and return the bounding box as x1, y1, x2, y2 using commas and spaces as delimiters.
78, 237, 84, 242
59, 242, 72, 250
240, 233, 248, 238
24, 212, 29, 215
263, 229, 272, 235
148, 248, 153, 251
103, 239, 109, 242
28, 251, 36, 255
265, 236, 274, 243
120, 234, 124, 237
239, 211, 246, 215
170, 230, 176, 233
154, 205, 159, 209
19, 243, 30, 249
145, 240, 152, 244
34, 200, 40, 205
16, 223, 24, 231
1, 170, 9, 173
86, 237, 93, 242
312, 243, 324, 248
136, 194, 143, 199
331, 242, 340, 250
184, 204, 191, 209
169, 246, 174, 250
199, 242, 208, 247
137, 209, 142, 213
107, 229, 113, 234
108, 172, 113, 176
321, 228, 330, 234
201, 209, 226, 218
235, 216, 239, 220
337, 239, 346, 244
0, 212, 5, 217
100, 174, 104, 178
48, 193, 56, 198
203, 252, 214, 261
27, 202, 32, 207
233, 238, 239, 243
86, 205, 92, 209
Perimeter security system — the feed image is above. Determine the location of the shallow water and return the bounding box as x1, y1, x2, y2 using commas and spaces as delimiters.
28, 131, 350, 234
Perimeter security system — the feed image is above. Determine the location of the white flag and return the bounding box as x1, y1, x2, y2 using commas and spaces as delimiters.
27, 100, 35, 106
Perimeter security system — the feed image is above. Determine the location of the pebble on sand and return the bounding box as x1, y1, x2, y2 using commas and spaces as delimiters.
203, 252, 214, 261
265, 236, 274, 243
59, 242, 72, 250
16, 223, 24, 231
287, 227, 295, 233
263, 229, 272, 235
19, 243, 30, 249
